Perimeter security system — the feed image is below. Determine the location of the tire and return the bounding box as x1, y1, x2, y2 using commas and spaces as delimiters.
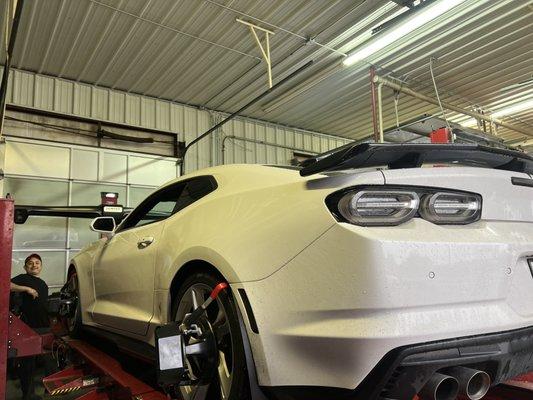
64, 272, 83, 338
172, 272, 250, 400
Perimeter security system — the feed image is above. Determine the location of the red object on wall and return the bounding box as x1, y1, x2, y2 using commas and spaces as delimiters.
100, 192, 119, 205
430, 127, 450, 143
0, 198, 14, 400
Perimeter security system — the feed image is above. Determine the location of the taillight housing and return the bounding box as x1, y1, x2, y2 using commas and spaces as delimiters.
419, 192, 481, 225
337, 190, 419, 226
327, 186, 482, 226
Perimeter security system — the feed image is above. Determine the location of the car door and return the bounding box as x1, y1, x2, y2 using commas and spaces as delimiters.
91, 181, 187, 336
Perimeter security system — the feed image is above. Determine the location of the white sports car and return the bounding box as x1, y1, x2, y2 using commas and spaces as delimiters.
66, 143, 533, 400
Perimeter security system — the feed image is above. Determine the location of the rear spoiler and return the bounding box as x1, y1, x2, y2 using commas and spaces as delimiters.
299, 143, 533, 176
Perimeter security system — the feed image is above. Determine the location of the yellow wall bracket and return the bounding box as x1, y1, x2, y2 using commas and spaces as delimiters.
237, 18, 275, 88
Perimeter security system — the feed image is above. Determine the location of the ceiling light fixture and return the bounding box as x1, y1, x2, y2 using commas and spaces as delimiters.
343, 0, 465, 67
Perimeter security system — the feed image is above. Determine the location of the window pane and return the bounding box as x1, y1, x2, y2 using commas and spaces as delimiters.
4, 178, 69, 250
13, 217, 67, 249
127, 185, 184, 229
69, 218, 99, 250
129, 186, 156, 208
174, 177, 216, 214
12, 251, 67, 289
71, 183, 127, 206
3, 177, 68, 206
70, 183, 126, 248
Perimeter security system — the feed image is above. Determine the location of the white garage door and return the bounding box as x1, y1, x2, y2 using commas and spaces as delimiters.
1, 138, 179, 290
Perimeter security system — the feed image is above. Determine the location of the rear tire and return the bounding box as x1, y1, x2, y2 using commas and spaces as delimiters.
65, 272, 83, 338
172, 272, 250, 400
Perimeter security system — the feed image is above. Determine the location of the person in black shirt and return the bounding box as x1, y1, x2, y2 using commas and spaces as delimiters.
10, 253, 50, 400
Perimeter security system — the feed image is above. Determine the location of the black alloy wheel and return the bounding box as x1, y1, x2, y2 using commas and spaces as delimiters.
172, 272, 250, 400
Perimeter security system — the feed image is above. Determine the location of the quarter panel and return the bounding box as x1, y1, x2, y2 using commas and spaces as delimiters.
154, 168, 386, 287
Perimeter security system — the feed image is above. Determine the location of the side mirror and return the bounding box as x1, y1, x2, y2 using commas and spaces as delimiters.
90, 217, 116, 233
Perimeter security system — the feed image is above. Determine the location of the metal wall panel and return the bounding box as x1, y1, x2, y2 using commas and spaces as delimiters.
91, 87, 108, 120
109, 91, 125, 123
140, 97, 156, 128
34, 75, 54, 110
73, 83, 92, 117
54, 79, 73, 114
125, 93, 141, 126
12, 69, 34, 107
156, 101, 170, 131
4, 69, 350, 170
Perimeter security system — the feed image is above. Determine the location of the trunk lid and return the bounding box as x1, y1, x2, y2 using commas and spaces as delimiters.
382, 167, 533, 222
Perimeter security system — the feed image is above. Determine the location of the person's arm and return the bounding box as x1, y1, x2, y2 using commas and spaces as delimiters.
10, 282, 39, 299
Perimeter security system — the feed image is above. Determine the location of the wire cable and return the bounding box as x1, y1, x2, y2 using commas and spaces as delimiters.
394, 90, 400, 129
429, 58, 452, 136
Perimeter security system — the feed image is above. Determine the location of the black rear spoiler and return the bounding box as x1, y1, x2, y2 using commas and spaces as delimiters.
299, 143, 533, 176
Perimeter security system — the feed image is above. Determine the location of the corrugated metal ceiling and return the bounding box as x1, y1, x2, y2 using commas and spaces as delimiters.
1, 0, 532, 144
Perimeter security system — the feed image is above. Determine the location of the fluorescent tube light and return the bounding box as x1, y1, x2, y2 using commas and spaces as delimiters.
343, 0, 465, 67
493, 98, 533, 117
461, 97, 533, 127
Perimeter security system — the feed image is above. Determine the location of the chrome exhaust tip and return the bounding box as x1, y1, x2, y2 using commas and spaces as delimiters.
418, 372, 459, 400
446, 367, 491, 400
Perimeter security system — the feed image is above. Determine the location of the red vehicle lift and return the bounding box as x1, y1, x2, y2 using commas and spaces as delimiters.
0, 198, 166, 400
43, 339, 166, 400
2, 195, 533, 400
0, 198, 15, 400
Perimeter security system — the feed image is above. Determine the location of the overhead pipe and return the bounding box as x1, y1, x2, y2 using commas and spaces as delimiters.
370, 67, 380, 142
180, 60, 314, 175
377, 82, 384, 143
373, 74, 533, 139
0, 0, 25, 139
221, 135, 318, 165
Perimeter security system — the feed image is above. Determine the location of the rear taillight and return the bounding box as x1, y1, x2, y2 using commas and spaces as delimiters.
327, 186, 482, 226
338, 190, 419, 226
419, 192, 481, 224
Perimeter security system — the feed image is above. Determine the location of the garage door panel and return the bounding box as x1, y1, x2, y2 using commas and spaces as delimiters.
128, 156, 175, 186
6, 142, 69, 178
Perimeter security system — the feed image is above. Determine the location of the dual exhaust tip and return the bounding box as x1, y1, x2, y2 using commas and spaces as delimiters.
418, 367, 491, 400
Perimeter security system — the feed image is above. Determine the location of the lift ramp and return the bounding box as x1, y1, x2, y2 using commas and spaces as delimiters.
43, 338, 166, 400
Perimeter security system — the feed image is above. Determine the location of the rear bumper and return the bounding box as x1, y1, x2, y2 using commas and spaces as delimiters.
237, 219, 533, 390
357, 324, 533, 399
265, 325, 533, 400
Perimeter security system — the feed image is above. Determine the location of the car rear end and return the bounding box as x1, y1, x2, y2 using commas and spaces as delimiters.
237, 151, 533, 400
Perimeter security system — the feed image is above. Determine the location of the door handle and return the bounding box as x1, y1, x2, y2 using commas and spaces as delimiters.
137, 237, 154, 249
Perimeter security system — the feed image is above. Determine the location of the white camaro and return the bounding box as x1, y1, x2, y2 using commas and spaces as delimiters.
66, 143, 533, 400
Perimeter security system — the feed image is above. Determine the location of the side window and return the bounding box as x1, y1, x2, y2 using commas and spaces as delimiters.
118, 176, 217, 231
172, 176, 217, 214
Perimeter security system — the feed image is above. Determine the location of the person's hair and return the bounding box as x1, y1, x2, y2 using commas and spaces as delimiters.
24, 253, 42, 265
